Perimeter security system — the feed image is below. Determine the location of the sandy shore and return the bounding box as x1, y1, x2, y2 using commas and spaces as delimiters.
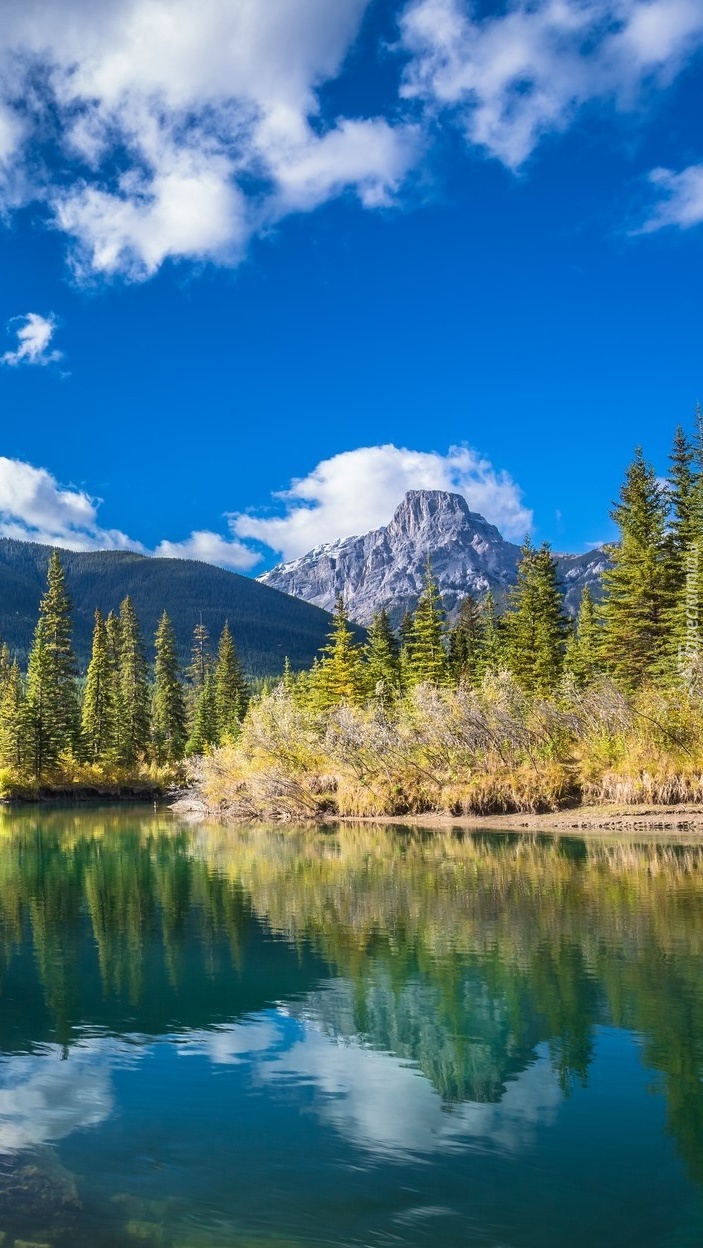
171, 795, 703, 835
355, 805, 703, 834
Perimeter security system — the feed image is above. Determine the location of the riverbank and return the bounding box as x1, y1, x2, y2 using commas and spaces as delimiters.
2, 781, 165, 803
169, 791, 703, 833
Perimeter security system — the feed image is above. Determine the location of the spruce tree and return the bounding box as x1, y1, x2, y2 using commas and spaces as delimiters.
186, 667, 220, 755
316, 596, 365, 707
0, 642, 12, 693
477, 591, 503, 679
600, 448, 669, 686
0, 660, 26, 772
118, 597, 150, 766
82, 609, 117, 763
564, 585, 602, 688
406, 560, 449, 686
503, 539, 568, 694
187, 618, 211, 691
152, 612, 187, 764
25, 551, 79, 776
364, 608, 401, 698
448, 594, 484, 685
663, 423, 703, 679
215, 622, 250, 740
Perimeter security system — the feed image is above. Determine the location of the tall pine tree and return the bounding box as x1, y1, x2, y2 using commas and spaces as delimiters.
152, 612, 187, 764
364, 608, 401, 698
448, 594, 484, 685
405, 560, 449, 686
82, 609, 117, 763
0, 660, 26, 772
25, 551, 79, 777
118, 597, 150, 766
315, 596, 365, 708
503, 539, 568, 693
600, 448, 669, 687
215, 621, 250, 739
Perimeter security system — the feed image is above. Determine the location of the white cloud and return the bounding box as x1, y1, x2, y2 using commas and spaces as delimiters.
154, 530, 259, 572
638, 163, 703, 231
0, 455, 258, 569
232, 442, 532, 559
0, 0, 418, 280
400, 0, 703, 169
1, 313, 62, 367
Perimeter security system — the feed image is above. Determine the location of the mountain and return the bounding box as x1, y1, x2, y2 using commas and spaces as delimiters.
259, 490, 610, 625
0, 539, 340, 676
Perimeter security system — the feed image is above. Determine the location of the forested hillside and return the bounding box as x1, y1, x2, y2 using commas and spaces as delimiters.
0, 540, 337, 675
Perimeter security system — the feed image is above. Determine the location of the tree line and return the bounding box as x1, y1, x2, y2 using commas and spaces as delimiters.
0, 550, 250, 779
282, 415, 703, 709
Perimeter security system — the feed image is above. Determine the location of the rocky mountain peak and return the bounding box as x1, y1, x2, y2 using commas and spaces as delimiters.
258, 488, 608, 626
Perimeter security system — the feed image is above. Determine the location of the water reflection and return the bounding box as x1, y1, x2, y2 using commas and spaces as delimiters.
0, 810, 702, 1246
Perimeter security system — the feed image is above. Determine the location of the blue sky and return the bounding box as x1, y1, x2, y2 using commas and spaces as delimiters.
1, 0, 703, 571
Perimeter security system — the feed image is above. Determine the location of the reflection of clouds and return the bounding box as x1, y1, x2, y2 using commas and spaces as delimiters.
0, 992, 563, 1161
0, 1041, 118, 1152
263, 1021, 562, 1159
182, 997, 563, 1161
177, 1017, 284, 1066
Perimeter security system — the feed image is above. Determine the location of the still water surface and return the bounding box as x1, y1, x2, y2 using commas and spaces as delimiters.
0, 808, 702, 1247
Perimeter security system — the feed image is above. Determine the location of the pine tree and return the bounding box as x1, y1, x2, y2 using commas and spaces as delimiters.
503, 539, 568, 694
105, 611, 125, 751
215, 621, 250, 740
664, 422, 703, 679
406, 560, 449, 686
600, 448, 669, 687
0, 642, 13, 693
448, 594, 484, 685
187, 618, 211, 691
564, 585, 602, 688
186, 667, 220, 755
364, 609, 401, 698
25, 551, 79, 777
0, 660, 26, 772
118, 597, 150, 766
477, 591, 503, 679
152, 612, 187, 764
316, 596, 365, 707
82, 609, 117, 763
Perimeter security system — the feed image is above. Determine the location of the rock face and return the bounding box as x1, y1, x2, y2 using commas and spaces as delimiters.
258, 490, 609, 625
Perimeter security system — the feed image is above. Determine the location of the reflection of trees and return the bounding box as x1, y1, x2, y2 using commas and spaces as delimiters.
1, 813, 703, 1182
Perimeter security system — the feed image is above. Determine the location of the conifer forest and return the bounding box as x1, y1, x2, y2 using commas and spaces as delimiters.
1, 423, 702, 812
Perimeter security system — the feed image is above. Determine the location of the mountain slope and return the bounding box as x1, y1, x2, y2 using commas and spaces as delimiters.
259, 490, 609, 624
0, 539, 338, 675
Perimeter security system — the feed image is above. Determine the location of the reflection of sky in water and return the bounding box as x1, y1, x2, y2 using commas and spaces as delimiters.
0, 990, 561, 1161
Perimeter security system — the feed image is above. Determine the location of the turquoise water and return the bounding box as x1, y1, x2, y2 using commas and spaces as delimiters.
0, 810, 702, 1247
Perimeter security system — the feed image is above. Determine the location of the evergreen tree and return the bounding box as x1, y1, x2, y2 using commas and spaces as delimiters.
215, 622, 250, 740
82, 609, 117, 763
406, 560, 449, 686
477, 591, 503, 679
0, 642, 13, 693
564, 585, 602, 688
186, 667, 220, 755
664, 422, 703, 679
600, 448, 669, 686
25, 551, 79, 777
448, 594, 484, 685
0, 660, 26, 772
316, 596, 365, 707
118, 597, 150, 766
105, 611, 125, 750
152, 612, 187, 764
187, 618, 211, 691
503, 539, 568, 693
364, 609, 401, 698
